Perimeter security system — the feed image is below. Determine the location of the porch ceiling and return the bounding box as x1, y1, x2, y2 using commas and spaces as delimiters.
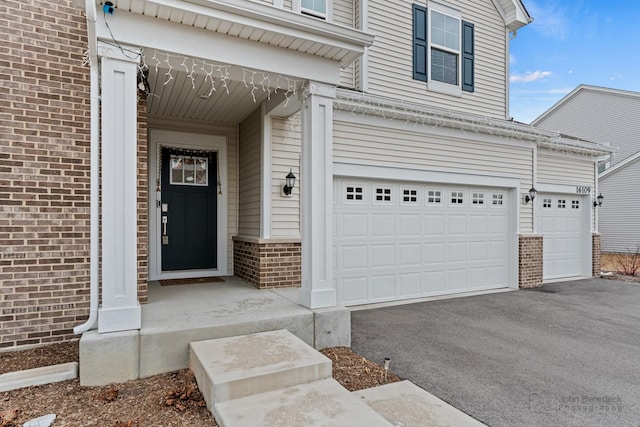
146, 66, 273, 124
97, 0, 374, 67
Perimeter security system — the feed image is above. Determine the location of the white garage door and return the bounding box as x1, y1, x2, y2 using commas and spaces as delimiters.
538, 194, 589, 280
334, 179, 512, 305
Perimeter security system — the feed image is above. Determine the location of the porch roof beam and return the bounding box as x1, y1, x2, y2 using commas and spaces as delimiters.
93, 0, 374, 67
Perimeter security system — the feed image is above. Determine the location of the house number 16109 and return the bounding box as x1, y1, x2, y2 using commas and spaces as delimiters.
576, 186, 591, 194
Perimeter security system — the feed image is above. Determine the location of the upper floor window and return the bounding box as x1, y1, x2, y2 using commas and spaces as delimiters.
413, 4, 474, 93
300, 0, 327, 19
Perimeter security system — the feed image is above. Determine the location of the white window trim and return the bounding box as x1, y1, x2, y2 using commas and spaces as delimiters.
427, 2, 462, 96
293, 0, 332, 21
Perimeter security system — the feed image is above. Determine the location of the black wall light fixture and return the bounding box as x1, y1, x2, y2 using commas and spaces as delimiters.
283, 169, 296, 196
524, 187, 537, 204
594, 193, 604, 207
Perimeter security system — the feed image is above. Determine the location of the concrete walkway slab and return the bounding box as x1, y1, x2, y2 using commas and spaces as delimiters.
354, 380, 486, 427
190, 330, 332, 407
214, 378, 394, 427
0, 362, 78, 392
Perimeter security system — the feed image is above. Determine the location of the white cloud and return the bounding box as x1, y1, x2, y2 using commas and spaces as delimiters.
609, 72, 623, 81
510, 71, 553, 83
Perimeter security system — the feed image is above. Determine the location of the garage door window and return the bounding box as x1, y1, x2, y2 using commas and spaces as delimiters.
374, 187, 392, 204
492, 193, 504, 206
450, 190, 464, 205
402, 188, 419, 205
571, 200, 580, 209
472, 192, 484, 205
427, 189, 443, 204
557, 199, 566, 209
543, 198, 552, 208
345, 185, 364, 202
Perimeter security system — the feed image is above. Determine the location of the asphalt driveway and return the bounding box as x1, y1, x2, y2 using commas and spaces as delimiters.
351, 279, 640, 427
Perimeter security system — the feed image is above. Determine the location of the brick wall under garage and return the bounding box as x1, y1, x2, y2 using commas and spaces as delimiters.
592, 233, 601, 277
233, 236, 301, 289
519, 234, 543, 288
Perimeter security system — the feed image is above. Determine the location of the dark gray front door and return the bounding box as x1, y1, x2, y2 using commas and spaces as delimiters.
161, 147, 217, 271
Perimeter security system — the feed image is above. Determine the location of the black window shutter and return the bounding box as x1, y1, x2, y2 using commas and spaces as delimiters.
413, 5, 428, 82
462, 20, 474, 92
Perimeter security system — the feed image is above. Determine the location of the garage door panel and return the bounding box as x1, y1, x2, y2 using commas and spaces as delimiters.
469, 215, 488, 234
398, 215, 421, 236
341, 277, 368, 303
399, 273, 421, 296
341, 245, 368, 270
425, 215, 446, 235
448, 215, 467, 234
399, 243, 421, 266
342, 214, 368, 237
447, 242, 466, 262
335, 179, 512, 305
371, 244, 395, 268
372, 214, 395, 236
425, 243, 445, 264
424, 271, 445, 292
371, 275, 395, 299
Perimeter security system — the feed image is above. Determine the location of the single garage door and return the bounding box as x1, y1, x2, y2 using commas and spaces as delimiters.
334, 178, 512, 305
538, 194, 589, 280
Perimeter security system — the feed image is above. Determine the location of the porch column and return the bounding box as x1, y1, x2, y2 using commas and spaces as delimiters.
299, 82, 336, 309
97, 42, 142, 333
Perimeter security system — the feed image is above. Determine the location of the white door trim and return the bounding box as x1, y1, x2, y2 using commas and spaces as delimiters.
148, 129, 228, 280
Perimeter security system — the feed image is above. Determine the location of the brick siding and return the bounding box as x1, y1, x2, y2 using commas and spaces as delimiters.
592, 233, 601, 277
0, 0, 91, 348
233, 237, 301, 289
0, 0, 149, 348
518, 234, 543, 288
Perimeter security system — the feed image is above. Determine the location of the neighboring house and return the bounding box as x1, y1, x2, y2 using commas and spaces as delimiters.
532, 85, 640, 254
1, 0, 611, 378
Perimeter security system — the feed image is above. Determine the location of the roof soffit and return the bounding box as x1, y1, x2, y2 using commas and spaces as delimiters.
491, 0, 532, 31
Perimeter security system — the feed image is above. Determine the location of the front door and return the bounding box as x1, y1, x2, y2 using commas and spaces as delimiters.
160, 147, 217, 271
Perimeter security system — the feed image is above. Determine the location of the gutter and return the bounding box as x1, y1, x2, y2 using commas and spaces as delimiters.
74, 0, 99, 335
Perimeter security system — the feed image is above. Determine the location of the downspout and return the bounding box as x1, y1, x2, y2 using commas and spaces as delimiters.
74, 0, 99, 334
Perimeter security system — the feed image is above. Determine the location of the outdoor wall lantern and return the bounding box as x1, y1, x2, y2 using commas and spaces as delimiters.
524, 187, 537, 204
594, 193, 604, 207
283, 169, 296, 196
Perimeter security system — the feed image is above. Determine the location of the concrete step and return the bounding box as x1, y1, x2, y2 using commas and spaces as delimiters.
353, 380, 487, 427
214, 378, 394, 427
190, 329, 332, 409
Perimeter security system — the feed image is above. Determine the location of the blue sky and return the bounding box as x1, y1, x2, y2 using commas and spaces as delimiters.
509, 0, 640, 123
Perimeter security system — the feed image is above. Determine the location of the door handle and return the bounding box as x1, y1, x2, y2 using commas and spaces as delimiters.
162, 216, 168, 236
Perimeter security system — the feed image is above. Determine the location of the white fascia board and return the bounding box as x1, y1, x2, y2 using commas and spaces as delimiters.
96, 11, 341, 84
600, 151, 640, 179
491, 0, 532, 32
113, 0, 373, 66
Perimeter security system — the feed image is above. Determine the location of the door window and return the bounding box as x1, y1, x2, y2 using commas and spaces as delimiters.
170, 155, 208, 186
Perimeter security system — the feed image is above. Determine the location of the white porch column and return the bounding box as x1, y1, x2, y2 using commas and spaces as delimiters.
299, 82, 336, 309
97, 42, 141, 333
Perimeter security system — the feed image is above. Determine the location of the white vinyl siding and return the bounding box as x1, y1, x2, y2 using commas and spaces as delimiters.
334, 0, 356, 88
367, 0, 507, 118
332, 119, 533, 230
537, 152, 595, 185
238, 108, 262, 236
599, 161, 640, 253
271, 114, 302, 237
534, 89, 640, 168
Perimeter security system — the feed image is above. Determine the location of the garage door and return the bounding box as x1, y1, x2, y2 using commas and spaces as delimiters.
538, 194, 588, 280
334, 179, 512, 305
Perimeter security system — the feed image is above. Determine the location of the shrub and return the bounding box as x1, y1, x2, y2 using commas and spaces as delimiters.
612, 245, 640, 276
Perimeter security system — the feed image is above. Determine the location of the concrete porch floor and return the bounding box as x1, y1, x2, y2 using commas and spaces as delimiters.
79, 276, 350, 386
